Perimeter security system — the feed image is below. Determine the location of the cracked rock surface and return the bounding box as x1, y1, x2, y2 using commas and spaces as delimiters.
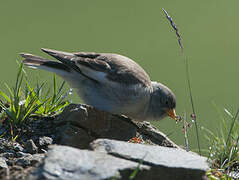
28, 140, 209, 180
28, 145, 150, 180
0, 104, 209, 180
55, 104, 178, 148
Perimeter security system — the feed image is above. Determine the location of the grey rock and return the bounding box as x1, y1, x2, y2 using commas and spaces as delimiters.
15, 152, 32, 158
2, 152, 15, 158
91, 139, 210, 180
31, 154, 45, 164
5, 103, 209, 180
0, 126, 7, 138
55, 104, 178, 149
0, 157, 8, 169
28, 145, 150, 180
6, 160, 14, 166
16, 154, 33, 167
25, 139, 38, 154
56, 123, 95, 149
16, 154, 44, 167
12, 142, 24, 152
28, 140, 209, 180
38, 136, 53, 147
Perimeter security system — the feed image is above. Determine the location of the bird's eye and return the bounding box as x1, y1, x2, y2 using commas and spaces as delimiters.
160, 97, 170, 106
165, 100, 169, 105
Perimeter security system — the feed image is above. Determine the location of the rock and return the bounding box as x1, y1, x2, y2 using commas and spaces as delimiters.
28, 140, 209, 180
0, 103, 210, 180
28, 145, 150, 180
16, 154, 44, 167
2, 152, 15, 158
91, 139, 209, 180
16, 156, 33, 167
0, 138, 6, 153
134, 121, 178, 147
0, 157, 8, 169
12, 142, 24, 152
39, 136, 53, 146
55, 104, 178, 149
38, 136, 54, 153
56, 123, 95, 149
15, 152, 32, 158
38, 136, 53, 147
25, 139, 38, 154
31, 154, 45, 165
0, 126, 7, 138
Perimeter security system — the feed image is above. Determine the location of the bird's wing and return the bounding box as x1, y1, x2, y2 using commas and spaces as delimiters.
41, 48, 151, 87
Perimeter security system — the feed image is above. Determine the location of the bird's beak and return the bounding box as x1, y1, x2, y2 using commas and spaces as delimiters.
166, 109, 178, 120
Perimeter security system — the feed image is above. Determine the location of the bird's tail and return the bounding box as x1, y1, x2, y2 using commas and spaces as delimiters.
20, 53, 71, 76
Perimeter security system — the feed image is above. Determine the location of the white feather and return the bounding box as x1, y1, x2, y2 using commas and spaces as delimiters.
77, 64, 109, 84
25, 64, 70, 77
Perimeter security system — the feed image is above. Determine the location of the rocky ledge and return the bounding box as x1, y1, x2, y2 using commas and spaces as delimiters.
0, 104, 209, 180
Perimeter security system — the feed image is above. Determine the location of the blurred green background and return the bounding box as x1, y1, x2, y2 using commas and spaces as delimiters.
0, 0, 238, 151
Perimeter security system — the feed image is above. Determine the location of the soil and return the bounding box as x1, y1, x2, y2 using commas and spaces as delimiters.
0, 116, 58, 180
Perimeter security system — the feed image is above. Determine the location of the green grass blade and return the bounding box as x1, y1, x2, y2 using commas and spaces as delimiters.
0, 101, 6, 110
11, 103, 16, 114
0, 89, 11, 103
52, 75, 57, 105
5, 109, 16, 122
212, 101, 225, 122
15, 64, 23, 98
57, 81, 66, 96
44, 97, 52, 114
129, 159, 143, 180
25, 80, 45, 113
25, 92, 31, 108
221, 108, 239, 168
224, 108, 233, 119
54, 81, 66, 101
22, 102, 44, 122
36, 82, 45, 99
16, 104, 21, 123
49, 101, 69, 113
16, 75, 23, 98
4, 83, 14, 98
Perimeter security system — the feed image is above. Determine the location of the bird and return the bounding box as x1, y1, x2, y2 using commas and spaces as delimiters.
20, 48, 178, 121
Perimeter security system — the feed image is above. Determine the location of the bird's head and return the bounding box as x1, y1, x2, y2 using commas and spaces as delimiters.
150, 82, 178, 121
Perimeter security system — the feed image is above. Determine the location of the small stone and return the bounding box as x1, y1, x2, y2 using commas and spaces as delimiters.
24, 139, 38, 154
40, 149, 47, 153
39, 136, 53, 147
6, 159, 14, 166
0, 157, 8, 169
2, 152, 15, 158
144, 121, 151, 126
16, 153, 44, 167
12, 142, 24, 152
31, 154, 45, 165
15, 152, 31, 158
16, 154, 33, 167
0, 126, 7, 136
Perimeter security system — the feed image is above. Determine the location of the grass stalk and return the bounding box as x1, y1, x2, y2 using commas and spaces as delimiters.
129, 153, 147, 180
183, 112, 189, 152
220, 108, 239, 168
185, 58, 201, 155
162, 8, 201, 155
